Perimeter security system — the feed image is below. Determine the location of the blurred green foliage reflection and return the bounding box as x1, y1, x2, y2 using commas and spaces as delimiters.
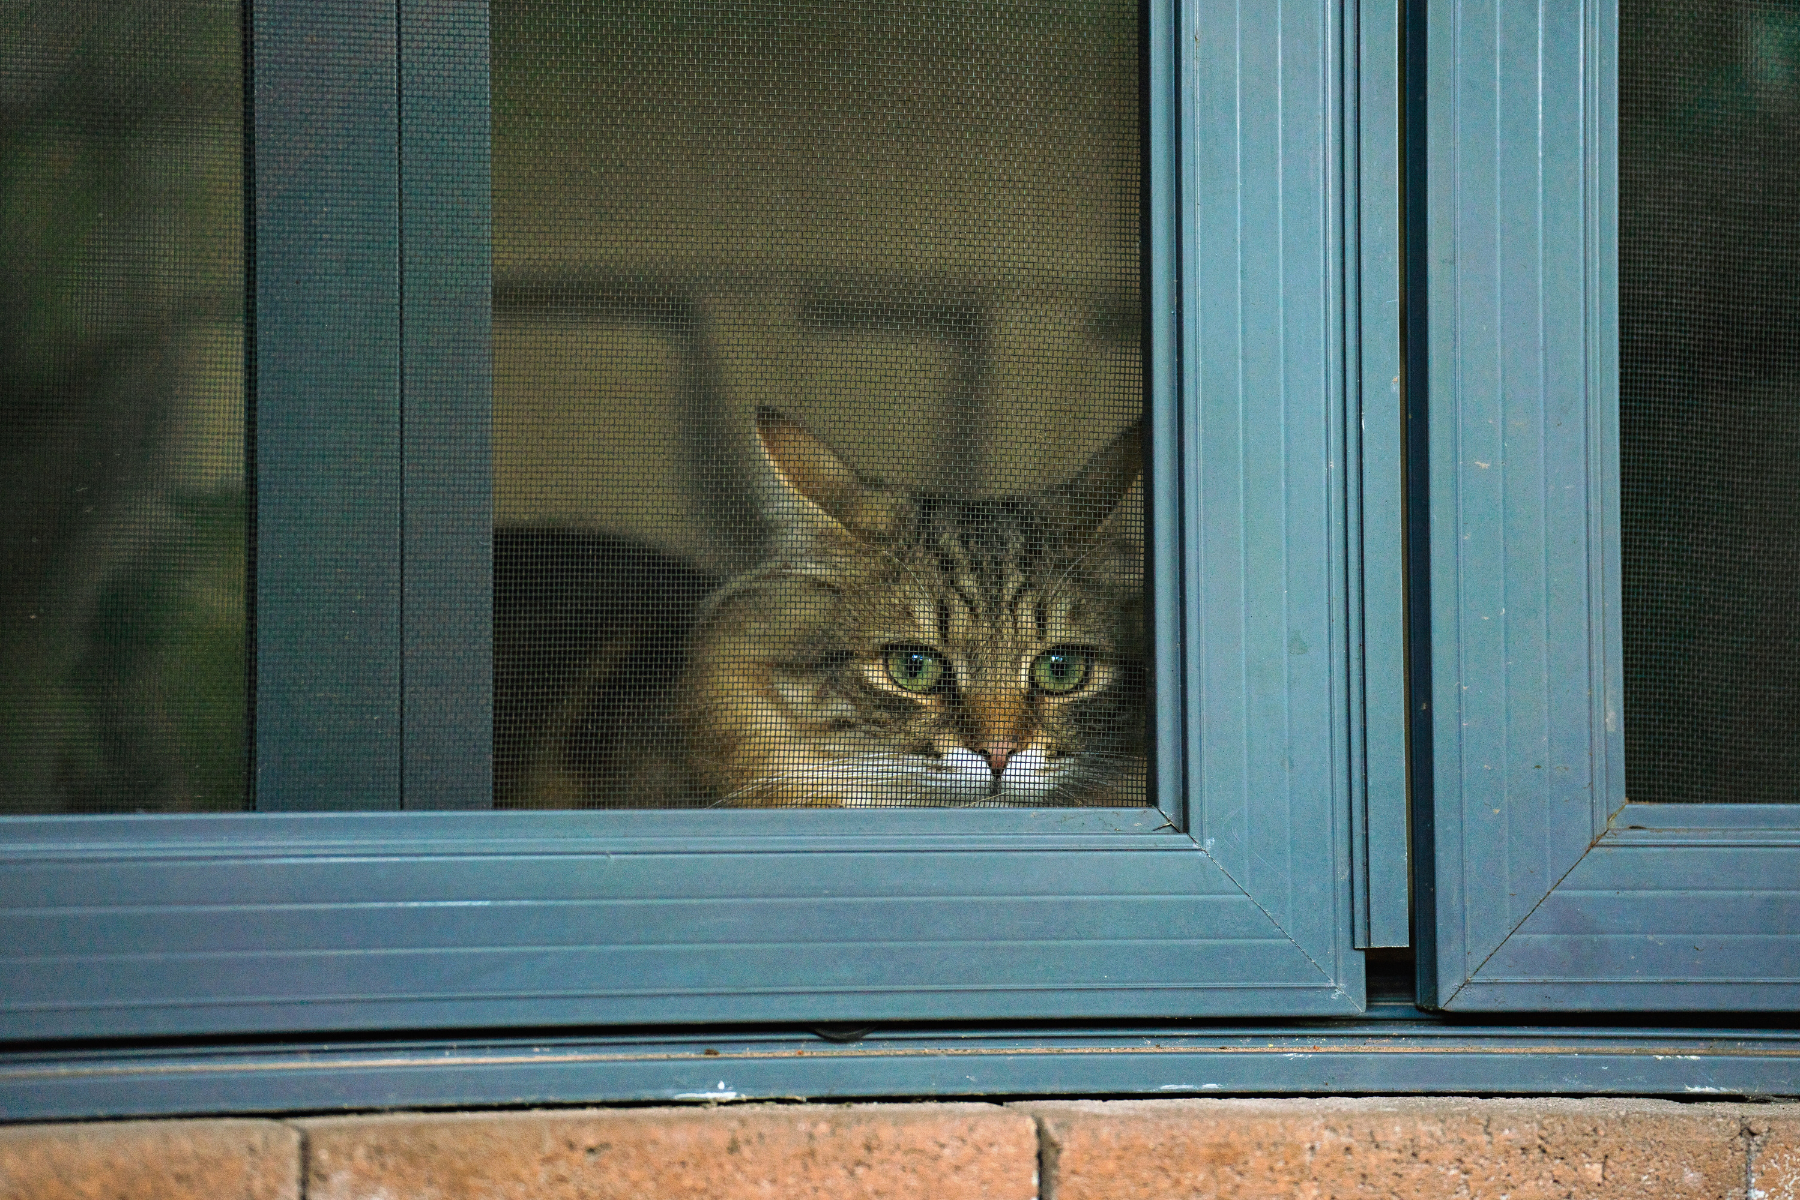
1, 0, 247, 812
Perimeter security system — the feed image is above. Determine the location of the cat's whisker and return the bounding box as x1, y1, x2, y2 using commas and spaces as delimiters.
764, 747, 1020, 807
709, 751, 919, 807
768, 759, 931, 808
1040, 536, 1122, 608
715, 742, 1148, 807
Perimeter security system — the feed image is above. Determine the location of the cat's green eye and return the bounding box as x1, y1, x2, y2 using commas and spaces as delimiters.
885, 646, 947, 693
1031, 648, 1092, 694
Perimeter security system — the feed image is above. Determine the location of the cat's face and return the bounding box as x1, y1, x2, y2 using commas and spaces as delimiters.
680, 409, 1145, 807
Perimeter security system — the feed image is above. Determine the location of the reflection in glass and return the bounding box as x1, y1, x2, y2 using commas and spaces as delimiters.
1, 0, 247, 813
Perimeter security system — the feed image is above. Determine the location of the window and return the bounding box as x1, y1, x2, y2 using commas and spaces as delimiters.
1415, 0, 1800, 1008
3, 0, 1796, 1117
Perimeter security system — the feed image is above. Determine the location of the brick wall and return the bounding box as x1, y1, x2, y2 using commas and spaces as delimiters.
4, 1098, 1799, 1199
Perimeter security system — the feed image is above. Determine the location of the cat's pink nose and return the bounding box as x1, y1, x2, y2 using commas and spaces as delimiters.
984, 745, 1014, 774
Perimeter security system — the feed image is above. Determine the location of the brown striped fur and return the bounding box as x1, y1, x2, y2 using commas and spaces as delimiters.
679, 408, 1145, 807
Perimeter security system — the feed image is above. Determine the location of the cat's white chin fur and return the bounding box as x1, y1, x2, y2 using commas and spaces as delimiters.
907, 745, 1066, 804
822, 746, 1076, 806
931, 747, 1001, 797
997, 745, 1061, 797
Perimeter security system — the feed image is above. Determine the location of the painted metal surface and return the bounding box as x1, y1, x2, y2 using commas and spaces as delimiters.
1449, 804, 1800, 1008
4, 1018, 1796, 1120
1427, 0, 1603, 985
1148, 0, 1185, 837
400, 0, 494, 809
0, 811, 1358, 1040
1186, 0, 1359, 989
1423, 0, 1800, 1008
1351, 0, 1411, 948
253, 0, 402, 810
1403, 0, 1439, 1001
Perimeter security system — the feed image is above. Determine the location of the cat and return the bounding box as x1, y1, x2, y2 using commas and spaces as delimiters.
677, 407, 1146, 807
495, 528, 717, 808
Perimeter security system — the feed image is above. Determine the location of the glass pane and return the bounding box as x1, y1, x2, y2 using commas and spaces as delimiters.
1, 0, 248, 813
492, 1, 1146, 807
1619, 0, 1800, 802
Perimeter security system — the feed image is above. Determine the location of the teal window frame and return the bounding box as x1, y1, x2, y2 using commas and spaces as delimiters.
1414, 0, 1800, 1009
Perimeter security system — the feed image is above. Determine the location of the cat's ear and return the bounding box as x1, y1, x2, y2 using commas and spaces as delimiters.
1048, 419, 1143, 536
754, 407, 902, 542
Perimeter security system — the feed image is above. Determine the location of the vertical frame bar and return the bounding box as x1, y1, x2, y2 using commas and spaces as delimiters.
1419, 0, 1624, 1005
401, 0, 494, 809
1148, 0, 1185, 828
1185, 0, 1361, 985
1403, 0, 1439, 1002
254, 0, 402, 810
1585, 0, 1624, 832
1353, 0, 1411, 947
1344, 0, 1371, 941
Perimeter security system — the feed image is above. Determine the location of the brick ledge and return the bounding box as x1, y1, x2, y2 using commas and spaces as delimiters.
3, 1097, 1797, 1199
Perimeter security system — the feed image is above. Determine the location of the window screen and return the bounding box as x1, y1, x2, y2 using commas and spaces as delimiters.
1619, 0, 1800, 804
1, 0, 247, 814
491, 0, 1148, 808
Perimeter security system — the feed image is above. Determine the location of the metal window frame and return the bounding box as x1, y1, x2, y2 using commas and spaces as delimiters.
2, 0, 1410, 1050
253, 0, 493, 812
1414, 0, 1800, 1011
7, 1017, 1800, 1121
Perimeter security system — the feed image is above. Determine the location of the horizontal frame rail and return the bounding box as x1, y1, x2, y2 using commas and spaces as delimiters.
4, 1016, 1797, 1119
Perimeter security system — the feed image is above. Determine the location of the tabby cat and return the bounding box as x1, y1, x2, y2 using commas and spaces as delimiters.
679, 408, 1146, 807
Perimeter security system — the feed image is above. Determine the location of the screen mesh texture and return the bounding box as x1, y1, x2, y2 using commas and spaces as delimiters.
1619, 0, 1800, 803
1, 0, 247, 813
492, 0, 1148, 808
